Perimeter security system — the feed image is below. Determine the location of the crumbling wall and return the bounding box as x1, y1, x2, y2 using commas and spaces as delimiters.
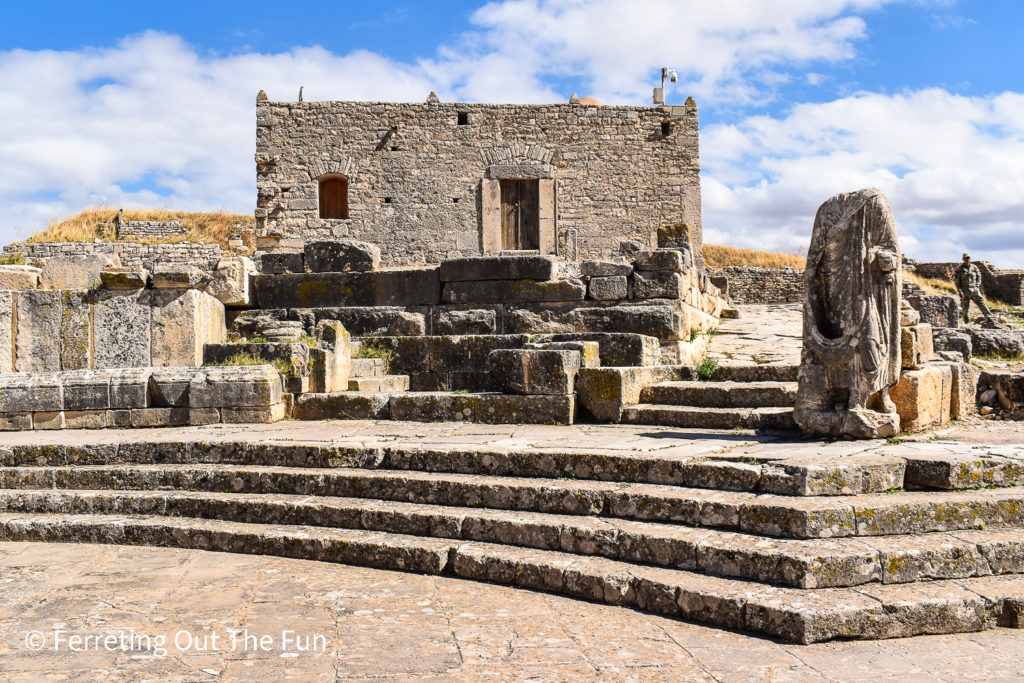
914, 261, 1024, 305
5, 242, 223, 275
116, 220, 188, 241
708, 266, 803, 304
256, 98, 703, 267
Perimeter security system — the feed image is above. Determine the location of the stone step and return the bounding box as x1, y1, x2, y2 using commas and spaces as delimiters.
641, 381, 798, 408
347, 375, 409, 392
2, 464, 1023, 539
0, 440, 908, 497
1, 511, 1020, 644
677, 363, 799, 383
3, 489, 1021, 590
350, 357, 386, 378
623, 404, 798, 430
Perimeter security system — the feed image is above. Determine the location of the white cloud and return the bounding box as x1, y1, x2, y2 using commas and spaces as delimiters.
701, 89, 1024, 265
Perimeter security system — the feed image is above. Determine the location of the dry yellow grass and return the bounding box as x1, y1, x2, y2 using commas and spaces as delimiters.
703, 243, 807, 269
24, 206, 254, 251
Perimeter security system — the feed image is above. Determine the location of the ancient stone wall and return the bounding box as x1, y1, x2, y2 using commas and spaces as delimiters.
5, 242, 223, 274
708, 266, 803, 304
914, 261, 1024, 305
256, 98, 703, 267
116, 220, 188, 241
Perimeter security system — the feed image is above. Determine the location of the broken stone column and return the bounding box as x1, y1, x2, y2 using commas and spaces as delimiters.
794, 188, 902, 439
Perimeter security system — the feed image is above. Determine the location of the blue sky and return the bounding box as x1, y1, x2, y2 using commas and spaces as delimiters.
1, 0, 1022, 263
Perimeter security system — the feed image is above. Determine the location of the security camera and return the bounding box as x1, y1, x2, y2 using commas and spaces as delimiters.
669, 70, 678, 84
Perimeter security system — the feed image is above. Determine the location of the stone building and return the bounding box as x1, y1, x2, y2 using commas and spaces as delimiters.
255, 92, 703, 267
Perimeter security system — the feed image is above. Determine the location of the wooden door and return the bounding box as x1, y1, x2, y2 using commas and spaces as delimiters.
500, 179, 539, 250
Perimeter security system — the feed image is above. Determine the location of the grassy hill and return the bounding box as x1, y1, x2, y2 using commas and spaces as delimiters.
24, 207, 254, 250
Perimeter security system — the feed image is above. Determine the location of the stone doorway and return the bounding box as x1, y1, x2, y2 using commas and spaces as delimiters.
499, 179, 539, 250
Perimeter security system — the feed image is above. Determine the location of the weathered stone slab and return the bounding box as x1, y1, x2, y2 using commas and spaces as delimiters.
109, 368, 151, 409
633, 271, 682, 299
151, 265, 210, 290
315, 320, 351, 393
64, 410, 107, 429
204, 342, 311, 377
93, 290, 151, 368
129, 407, 191, 428
304, 307, 426, 336
221, 403, 286, 423
978, 370, 1024, 411
906, 294, 959, 328
100, 268, 149, 289
259, 252, 304, 274
891, 363, 952, 431
532, 332, 661, 367
39, 255, 119, 290
588, 276, 628, 301
634, 249, 690, 272
293, 392, 391, 420
207, 256, 257, 306
901, 323, 935, 369
439, 256, 557, 282
0, 373, 62, 412
577, 366, 677, 421
657, 222, 693, 249
304, 240, 381, 273
0, 265, 40, 290
969, 328, 1024, 357
151, 289, 226, 367
254, 269, 441, 308
148, 367, 197, 407
389, 392, 575, 425
62, 369, 114, 411
507, 304, 687, 341
442, 279, 585, 304
946, 361, 978, 420
33, 411, 65, 430
0, 291, 13, 373
932, 327, 972, 359
59, 290, 92, 371
525, 340, 600, 368
190, 365, 283, 408
0, 412, 32, 430
488, 349, 581, 395
436, 309, 497, 335
15, 290, 61, 372
581, 260, 632, 277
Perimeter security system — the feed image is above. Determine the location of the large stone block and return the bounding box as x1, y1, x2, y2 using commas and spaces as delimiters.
260, 252, 304, 274
969, 328, 1024, 357
901, 323, 935, 369
633, 271, 682, 299
100, 268, 149, 289
149, 367, 198, 407
189, 365, 283, 408
0, 265, 41, 291
207, 256, 257, 306
508, 304, 686, 341
487, 349, 581, 395
39, 255, 119, 290
588, 276, 628, 301
0, 291, 14, 373
62, 369, 114, 411
978, 370, 1024, 411
315, 320, 351, 392
932, 327, 972, 359
531, 332, 661, 367
151, 265, 210, 290
577, 365, 676, 421
657, 222, 693, 249
15, 290, 62, 372
525, 340, 600, 368
440, 255, 557, 282
389, 392, 575, 425
151, 289, 226, 367
891, 364, 952, 431
204, 342, 311, 377
254, 269, 441, 308
634, 249, 691, 272
0, 373, 62, 412
945, 361, 978, 420
442, 279, 585, 304
110, 368, 152, 409
436, 309, 497, 335
581, 260, 632, 277
306, 307, 426, 336
304, 240, 381, 273
906, 294, 960, 328
60, 290, 92, 371
293, 392, 391, 420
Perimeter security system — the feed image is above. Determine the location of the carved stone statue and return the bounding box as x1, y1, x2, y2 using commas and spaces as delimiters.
794, 188, 902, 439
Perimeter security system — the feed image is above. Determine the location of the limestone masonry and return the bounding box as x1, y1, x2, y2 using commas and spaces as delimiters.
255, 93, 703, 267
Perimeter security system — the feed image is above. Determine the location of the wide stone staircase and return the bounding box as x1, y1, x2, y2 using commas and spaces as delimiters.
622, 364, 799, 430
0, 438, 1022, 644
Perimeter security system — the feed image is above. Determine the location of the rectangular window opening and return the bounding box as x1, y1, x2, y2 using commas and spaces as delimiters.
457, 112, 469, 125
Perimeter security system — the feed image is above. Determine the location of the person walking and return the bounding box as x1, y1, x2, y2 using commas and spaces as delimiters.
954, 253, 995, 325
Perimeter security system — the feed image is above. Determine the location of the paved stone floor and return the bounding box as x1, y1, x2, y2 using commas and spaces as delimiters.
1, 542, 1022, 681
708, 303, 803, 365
